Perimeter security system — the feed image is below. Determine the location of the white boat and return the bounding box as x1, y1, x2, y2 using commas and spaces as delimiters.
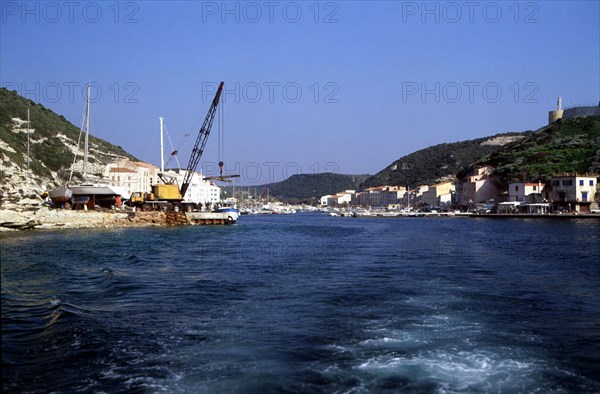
186, 211, 238, 224
186, 206, 240, 224
276, 207, 296, 214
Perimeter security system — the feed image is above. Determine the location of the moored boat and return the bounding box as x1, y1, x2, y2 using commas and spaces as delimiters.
187, 207, 240, 224
214, 207, 240, 222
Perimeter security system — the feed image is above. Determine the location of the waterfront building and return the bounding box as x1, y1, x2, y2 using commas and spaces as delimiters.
401, 185, 429, 207
550, 174, 598, 213
422, 182, 455, 207
365, 187, 383, 206
326, 190, 354, 207
457, 166, 499, 207
320, 195, 333, 206
358, 190, 370, 206
508, 182, 546, 202
104, 160, 160, 198
382, 186, 406, 208
353, 186, 405, 208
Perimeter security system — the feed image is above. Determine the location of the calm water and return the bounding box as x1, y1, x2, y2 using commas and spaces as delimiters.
2, 214, 599, 393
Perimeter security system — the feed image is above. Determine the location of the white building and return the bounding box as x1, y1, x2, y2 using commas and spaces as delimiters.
163, 169, 221, 205
326, 190, 354, 206
321, 190, 355, 207
103, 160, 221, 205
508, 182, 544, 202
320, 195, 333, 206
104, 160, 161, 198
550, 174, 597, 213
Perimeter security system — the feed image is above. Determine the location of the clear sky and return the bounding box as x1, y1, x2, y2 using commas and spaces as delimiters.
1, 1, 598, 184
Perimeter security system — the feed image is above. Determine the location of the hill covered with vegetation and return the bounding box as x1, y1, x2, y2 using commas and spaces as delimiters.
458, 116, 600, 186
224, 173, 370, 204
0, 87, 135, 181
1, 88, 138, 206
361, 132, 530, 188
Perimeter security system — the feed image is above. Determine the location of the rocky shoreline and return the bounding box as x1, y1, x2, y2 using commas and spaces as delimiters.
0, 207, 167, 232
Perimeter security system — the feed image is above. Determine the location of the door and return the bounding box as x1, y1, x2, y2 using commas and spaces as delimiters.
558, 191, 566, 202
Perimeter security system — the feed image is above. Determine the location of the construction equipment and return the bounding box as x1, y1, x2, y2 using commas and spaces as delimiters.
180, 81, 225, 197
129, 82, 225, 211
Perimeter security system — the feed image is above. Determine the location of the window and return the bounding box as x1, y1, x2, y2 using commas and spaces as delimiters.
552, 180, 559, 186
515, 185, 519, 191
582, 192, 588, 202
591, 180, 595, 186
580, 180, 584, 186
563, 180, 573, 186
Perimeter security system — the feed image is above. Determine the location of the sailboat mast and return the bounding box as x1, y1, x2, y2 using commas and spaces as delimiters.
83, 84, 90, 181
26, 106, 31, 168
159, 116, 165, 173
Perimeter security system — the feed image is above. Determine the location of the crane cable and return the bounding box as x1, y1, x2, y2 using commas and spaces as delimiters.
218, 88, 225, 176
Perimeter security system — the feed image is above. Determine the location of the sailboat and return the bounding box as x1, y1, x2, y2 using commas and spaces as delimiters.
48, 185, 73, 204
69, 84, 119, 208
50, 84, 118, 208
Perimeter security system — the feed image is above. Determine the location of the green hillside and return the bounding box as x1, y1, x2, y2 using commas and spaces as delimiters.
224, 173, 370, 203
0, 87, 136, 180
459, 116, 600, 185
362, 131, 531, 188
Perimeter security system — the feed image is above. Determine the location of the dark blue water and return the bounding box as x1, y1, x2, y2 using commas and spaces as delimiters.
2, 214, 599, 393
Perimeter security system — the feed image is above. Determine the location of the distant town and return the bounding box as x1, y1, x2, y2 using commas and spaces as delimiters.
321, 99, 600, 215
321, 169, 598, 215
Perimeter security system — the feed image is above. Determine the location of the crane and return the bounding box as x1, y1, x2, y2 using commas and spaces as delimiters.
129, 82, 232, 211
179, 81, 224, 197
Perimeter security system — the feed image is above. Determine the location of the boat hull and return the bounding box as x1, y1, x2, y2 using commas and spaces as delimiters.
186, 209, 240, 225
48, 186, 73, 203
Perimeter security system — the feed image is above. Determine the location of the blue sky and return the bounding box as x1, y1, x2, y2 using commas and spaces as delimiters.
1, 1, 598, 184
